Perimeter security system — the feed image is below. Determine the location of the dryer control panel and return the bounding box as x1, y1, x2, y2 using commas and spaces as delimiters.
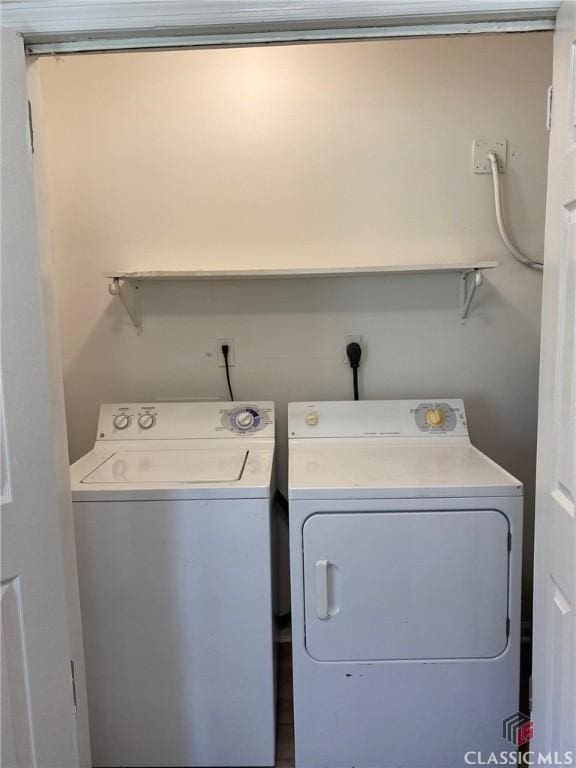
97, 402, 275, 440
289, 400, 468, 439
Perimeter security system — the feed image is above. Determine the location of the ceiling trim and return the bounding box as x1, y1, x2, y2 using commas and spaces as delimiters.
0, 0, 559, 53
24, 19, 556, 56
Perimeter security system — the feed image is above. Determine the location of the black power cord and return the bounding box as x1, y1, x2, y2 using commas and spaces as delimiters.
221, 344, 235, 401
346, 342, 362, 401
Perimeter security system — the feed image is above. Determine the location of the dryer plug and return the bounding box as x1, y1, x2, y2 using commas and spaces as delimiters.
346, 342, 362, 401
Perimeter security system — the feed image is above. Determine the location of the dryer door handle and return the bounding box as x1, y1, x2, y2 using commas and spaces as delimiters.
315, 559, 330, 620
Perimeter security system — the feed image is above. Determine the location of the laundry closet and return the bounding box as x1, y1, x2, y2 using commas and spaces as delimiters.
30, 28, 554, 767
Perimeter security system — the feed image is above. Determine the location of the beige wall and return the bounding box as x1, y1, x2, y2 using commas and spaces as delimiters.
39, 32, 552, 609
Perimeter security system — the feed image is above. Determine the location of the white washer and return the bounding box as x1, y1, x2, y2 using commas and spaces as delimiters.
288, 399, 523, 768
71, 401, 276, 768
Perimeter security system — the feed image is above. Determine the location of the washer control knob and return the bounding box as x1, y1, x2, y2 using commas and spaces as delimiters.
113, 413, 131, 430
305, 412, 319, 426
138, 413, 156, 430
426, 408, 445, 427
235, 410, 255, 430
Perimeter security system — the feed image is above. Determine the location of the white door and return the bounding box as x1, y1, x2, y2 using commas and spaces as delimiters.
303, 510, 510, 661
1, 29, 89, 768
532, 0, 576, 758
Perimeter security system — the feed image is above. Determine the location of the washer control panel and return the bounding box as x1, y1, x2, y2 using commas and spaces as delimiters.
97, 402, 274, 440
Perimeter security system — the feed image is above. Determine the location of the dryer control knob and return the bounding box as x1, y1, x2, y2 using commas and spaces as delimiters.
235, 411, 255, 430
305, 412, 319, 426
138, 413, 156, 430
426, 408, 445, 427
113, 413, 131, 430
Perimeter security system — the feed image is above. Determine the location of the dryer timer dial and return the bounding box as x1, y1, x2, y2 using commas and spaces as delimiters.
425, 408, 445, 427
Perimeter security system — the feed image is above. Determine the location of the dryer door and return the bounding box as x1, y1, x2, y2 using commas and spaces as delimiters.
303, 510, 510, 661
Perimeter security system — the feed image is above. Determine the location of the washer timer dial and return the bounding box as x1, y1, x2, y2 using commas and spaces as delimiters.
227, 406, 262, 433
235, 411, 255, 430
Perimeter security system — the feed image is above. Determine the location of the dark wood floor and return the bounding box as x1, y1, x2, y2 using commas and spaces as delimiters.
276, 642, 295, 768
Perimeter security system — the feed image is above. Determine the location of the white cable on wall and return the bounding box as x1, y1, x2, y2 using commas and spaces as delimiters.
487, 151, 544, 271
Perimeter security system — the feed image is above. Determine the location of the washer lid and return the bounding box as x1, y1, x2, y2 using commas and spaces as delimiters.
81, 448, 248, 485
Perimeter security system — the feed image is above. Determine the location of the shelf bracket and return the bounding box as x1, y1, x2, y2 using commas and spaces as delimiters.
108, 277, 142, 334
460, 269, 484, 322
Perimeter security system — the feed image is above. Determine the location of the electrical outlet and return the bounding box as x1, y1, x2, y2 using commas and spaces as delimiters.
217, 339, 236, 367
472, 138, 508, 174
344, 335, 363, 365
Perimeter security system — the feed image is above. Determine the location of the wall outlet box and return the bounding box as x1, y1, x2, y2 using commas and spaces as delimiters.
217, 339, 236, 367
472, 138, 507, 174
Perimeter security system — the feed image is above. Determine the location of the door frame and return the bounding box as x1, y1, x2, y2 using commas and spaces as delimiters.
1, 0, 560, 54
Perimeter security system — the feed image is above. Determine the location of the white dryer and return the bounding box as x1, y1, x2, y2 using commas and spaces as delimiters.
71, 401, 276, 768
288, 399, 523, 768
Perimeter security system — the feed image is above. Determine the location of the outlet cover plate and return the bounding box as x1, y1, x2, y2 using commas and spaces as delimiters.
473, 138, 507, 174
